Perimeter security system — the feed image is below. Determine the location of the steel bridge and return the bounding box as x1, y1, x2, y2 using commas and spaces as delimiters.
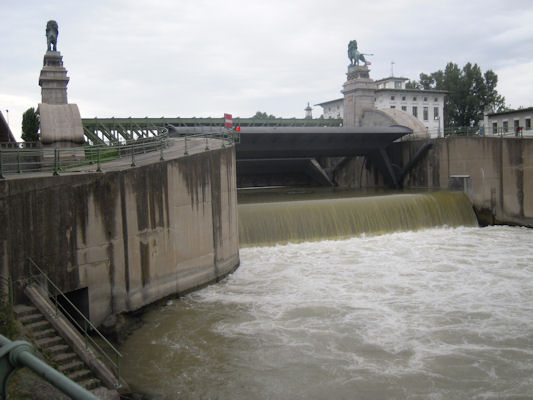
81, 117, 343, 145
81, 117, 412, 188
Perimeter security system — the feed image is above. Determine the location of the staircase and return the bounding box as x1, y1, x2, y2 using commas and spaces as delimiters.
14, 304, 103, 392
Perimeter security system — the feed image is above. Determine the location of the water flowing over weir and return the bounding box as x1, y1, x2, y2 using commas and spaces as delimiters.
238, 191, 478, 246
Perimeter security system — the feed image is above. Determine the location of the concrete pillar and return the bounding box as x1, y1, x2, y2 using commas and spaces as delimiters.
342, 66, 377, 127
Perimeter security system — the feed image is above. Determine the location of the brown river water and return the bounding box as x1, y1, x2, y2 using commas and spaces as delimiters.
119, 191, 533, 399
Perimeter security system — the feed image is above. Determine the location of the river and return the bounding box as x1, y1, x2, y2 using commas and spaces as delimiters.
120, 224, 533, 399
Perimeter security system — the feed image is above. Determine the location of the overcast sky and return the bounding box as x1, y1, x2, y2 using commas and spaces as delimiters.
1, 0, 533, 140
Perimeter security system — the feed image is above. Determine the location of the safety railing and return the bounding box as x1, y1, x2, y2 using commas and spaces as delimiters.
426, 126, 533, 138
0, 128, 238, 178
173, 127, 240, 156
27, 258, 122, 388
0, 134, 170, 178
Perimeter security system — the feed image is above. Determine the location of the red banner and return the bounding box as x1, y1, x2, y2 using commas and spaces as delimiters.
224, 113, 232, 129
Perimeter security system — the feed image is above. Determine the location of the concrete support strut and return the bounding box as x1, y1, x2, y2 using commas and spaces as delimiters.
0, 334, 98, 400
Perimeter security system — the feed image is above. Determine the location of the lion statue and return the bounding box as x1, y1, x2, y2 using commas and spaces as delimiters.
46, 20, 58, 52
348, 40, 370, 67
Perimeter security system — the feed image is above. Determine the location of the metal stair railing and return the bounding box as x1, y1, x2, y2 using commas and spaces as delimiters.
27, 258, 122, 388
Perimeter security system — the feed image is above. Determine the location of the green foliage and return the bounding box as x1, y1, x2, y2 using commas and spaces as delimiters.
252, 111, 277, 119
21, 108, 40, 142
410, 62, 506, 128
0, 302, 18, 338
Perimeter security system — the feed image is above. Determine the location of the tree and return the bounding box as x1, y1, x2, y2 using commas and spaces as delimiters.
410, 62, 506, 128
21, 107, 40, 142
252, 111, 276, 119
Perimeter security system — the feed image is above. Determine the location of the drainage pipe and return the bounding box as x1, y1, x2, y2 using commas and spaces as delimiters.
0, 334, 98, 400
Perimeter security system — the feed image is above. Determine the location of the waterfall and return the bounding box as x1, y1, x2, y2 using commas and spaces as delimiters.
238, 191, 478, 247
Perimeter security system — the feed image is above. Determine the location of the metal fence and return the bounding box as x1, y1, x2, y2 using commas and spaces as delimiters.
426, 126, 533, 138
28, 258, 123, 389
0, 129, 239, 178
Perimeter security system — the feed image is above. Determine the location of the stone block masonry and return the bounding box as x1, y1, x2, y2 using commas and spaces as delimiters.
0, 147, 239, 326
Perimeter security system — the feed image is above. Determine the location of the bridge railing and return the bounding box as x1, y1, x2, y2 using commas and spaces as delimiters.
0, 134, 170, 178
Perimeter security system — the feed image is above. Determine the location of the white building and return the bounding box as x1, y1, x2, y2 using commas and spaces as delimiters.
317, 77, 447, 138
483, 107, 533, 136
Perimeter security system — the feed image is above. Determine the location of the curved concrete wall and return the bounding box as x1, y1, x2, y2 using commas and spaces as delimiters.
0, 147, 239, 326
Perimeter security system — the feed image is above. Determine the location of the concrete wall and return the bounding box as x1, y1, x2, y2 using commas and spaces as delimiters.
0, 147, 239, 326
334, 137, 533, 227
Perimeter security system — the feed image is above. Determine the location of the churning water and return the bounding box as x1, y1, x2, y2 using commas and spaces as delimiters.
121, 225, 533, 399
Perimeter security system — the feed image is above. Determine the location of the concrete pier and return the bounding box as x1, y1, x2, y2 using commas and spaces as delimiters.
0, 139, 239, 326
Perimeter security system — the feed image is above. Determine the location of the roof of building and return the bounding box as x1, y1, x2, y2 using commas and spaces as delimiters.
0, 111, 16, 143
375, 88, 449, 95
374, 76, 409, 83
315, 98, 343, 107
487, 107, 533, 117
315, 87, 448, 107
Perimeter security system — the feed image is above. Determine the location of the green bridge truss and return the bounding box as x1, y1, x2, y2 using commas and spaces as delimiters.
81, 117, 343, 145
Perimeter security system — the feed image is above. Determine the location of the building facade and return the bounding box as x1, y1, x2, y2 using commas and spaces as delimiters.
317, 77, 446, 138
483, 107, 533, 136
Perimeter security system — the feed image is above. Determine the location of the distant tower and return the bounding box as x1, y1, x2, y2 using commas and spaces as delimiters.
305, 102, 313, 119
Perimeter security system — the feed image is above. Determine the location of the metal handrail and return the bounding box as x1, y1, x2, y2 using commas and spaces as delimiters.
0, 129, 236, 178
27, 258, 122, 387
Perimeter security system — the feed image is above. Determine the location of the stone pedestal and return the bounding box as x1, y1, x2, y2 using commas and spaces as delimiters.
39, 51, 69, 104
342, 65, 377, 127
38, 51, 84, 147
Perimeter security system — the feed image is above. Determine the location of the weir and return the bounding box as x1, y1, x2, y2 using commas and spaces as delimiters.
238, 191, 478, 246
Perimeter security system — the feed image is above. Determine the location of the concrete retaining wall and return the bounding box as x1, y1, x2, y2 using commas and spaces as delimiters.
0, 147, 239, 326
335, 137, 533, 227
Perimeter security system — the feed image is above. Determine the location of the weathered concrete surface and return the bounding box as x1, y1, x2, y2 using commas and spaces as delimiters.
0, 146, 239, 326
335, 137, 533, 227
38, 103, 85, 145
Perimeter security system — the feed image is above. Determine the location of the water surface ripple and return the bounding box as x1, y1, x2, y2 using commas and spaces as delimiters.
121, 226, 533, 399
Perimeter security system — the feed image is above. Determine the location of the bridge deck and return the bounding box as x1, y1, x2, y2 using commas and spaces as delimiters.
235, 126, 412, 159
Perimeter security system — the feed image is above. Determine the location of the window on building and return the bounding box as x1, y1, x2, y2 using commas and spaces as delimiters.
412, 106, 418, 118
423, 97, 428, 102
492, 122, 498, 134
526, 118, 531, 130
401, 106, 407, 111
434, 97, 438, 102
434, 107, 439, 119
394, 81, 402, 89
503, 121, 508, 132
402, 96, 406, 101
390, 106, 396, 109
514, 120, 520, 133
423, 107, 428, 121
413, 97, 417, 101
391, 95, 395, 101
